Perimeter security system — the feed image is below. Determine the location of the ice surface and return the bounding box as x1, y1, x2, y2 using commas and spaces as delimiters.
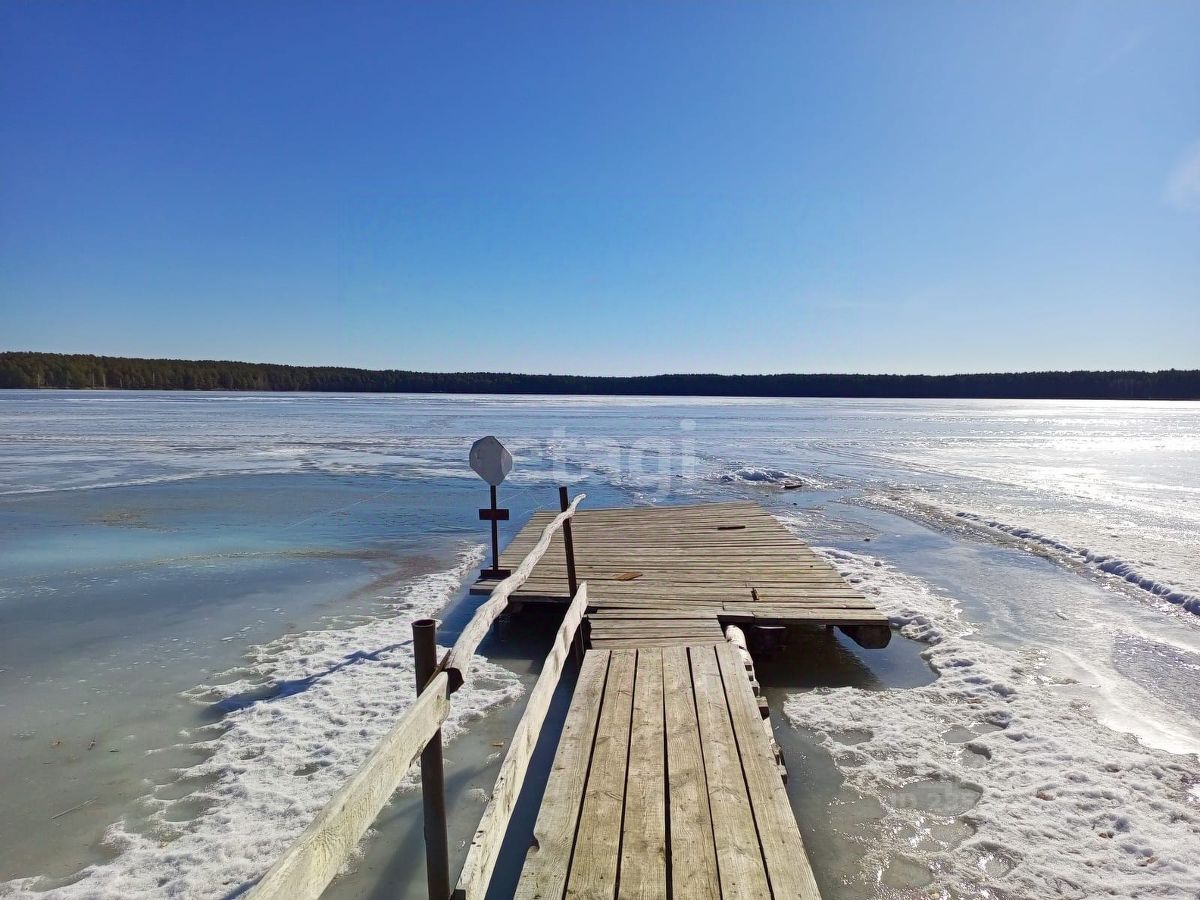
4, 392, 1199, 899
0, 547, 523, 899
786, 549, 1200, 898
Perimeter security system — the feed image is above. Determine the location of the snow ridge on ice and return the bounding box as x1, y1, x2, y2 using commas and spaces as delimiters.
952, 511, 1200, 616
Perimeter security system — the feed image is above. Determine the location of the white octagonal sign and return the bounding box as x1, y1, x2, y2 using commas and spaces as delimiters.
469, 436, 513, 486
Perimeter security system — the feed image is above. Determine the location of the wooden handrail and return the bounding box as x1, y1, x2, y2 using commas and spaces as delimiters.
442, 492, 586, 692
245, 491, 586, 900
455, 581, 590, 899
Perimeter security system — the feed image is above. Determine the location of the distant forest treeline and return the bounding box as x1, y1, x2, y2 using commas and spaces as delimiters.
2, 352, 1198, 399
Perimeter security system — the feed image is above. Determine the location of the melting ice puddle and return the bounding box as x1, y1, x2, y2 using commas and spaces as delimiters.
877, 854, 933, 888
977, 849, 1015, 877
888, 778, 982, 816
829, 728, 873, 746
940, 723, 1001, 743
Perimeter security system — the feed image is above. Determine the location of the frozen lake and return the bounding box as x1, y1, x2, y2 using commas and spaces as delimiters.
1, 391, 1197, 898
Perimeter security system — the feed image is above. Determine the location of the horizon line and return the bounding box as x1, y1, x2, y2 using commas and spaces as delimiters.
4, 350, 1197, 381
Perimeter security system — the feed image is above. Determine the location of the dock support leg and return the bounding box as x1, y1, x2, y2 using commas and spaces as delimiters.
413, 619, 451, 900
558, 486, 578, 598
838, 624, 892, 649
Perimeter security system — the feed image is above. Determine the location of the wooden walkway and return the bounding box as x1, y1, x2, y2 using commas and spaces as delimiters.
473, 500, 890, 649
248, 499, 883, 900
470, 500, 893, 899
515, 643, 821, 900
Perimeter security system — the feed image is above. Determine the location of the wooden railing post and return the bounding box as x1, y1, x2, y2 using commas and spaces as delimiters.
413, 619, 450, 900
558, 486, 578, 598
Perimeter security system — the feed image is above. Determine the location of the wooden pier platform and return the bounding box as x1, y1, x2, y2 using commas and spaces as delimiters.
249, 499, 888, 900
473, 500, 891, 649
478, 500, 891, 899
515, 642, 821, 899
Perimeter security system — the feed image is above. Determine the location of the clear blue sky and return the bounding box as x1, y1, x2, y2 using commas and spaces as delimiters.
2, 1, 1198, 375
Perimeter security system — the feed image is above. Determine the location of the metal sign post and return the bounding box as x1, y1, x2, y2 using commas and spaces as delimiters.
470, 436, 513, 580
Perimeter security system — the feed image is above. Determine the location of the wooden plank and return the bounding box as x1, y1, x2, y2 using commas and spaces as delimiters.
588, 622, 722, 631
589, 628, 724, 639
495, 567, 848, 578
585, 614, 715, 619
618, 649, 667, 900
592, 638, 720, 646
246, 672, 451, 900
506, 527, 794, 542
493, 584, 856, 596
591, 631, 724, 639
515, 651, 610, 900
721, 605, 888, 623
589, 624, 720, 631
565, 649, 637, 899
588, 605, 724, 614
499, 559, 837, 569
689, 645, 772, 899
662, 647, 719, 897
508, 541, 825, 549
524, 573, 839, 581
590, 635, 723, 645
716, 642, 822, 899
589, 638, 723, 650
457, 583, 591, 899
589, 634, 722, 644
591, 613, 715, 619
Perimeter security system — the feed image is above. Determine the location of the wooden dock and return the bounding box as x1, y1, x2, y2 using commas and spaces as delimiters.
473, 500, 891, 650
250, 497, 890, 900
515, 643, 821, 899
475, 500, 890, 899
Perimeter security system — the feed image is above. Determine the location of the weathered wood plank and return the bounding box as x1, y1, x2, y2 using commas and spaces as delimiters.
717, 642, 822, 899
589, 629, 724, 640
589, 625, 722, 633
662, 647, 720, 898
589, 638, 723, 650
565, 649, 637, 899
618, 649, 667, 900
587, 612, 721, 620
515, 650, 611, 900
689, 645, 772, 899
721, 605, 888, 623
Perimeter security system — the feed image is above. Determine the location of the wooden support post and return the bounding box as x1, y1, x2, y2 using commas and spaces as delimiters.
490, 486, 500, 571
413, 618, 451, 900
479, 486, 511, 581
837, 623, 892, 649
558, 486, 578, 598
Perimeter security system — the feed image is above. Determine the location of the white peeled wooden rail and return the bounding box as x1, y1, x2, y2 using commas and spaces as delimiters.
455, 581, 590, 899
245, 492, 586, 900
443, 492, 586, 691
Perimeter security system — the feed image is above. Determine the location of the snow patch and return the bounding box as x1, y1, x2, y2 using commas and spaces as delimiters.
716, 466, 821, 489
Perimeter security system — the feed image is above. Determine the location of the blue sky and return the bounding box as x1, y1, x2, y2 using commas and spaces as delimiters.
2, 1, 1198, 375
